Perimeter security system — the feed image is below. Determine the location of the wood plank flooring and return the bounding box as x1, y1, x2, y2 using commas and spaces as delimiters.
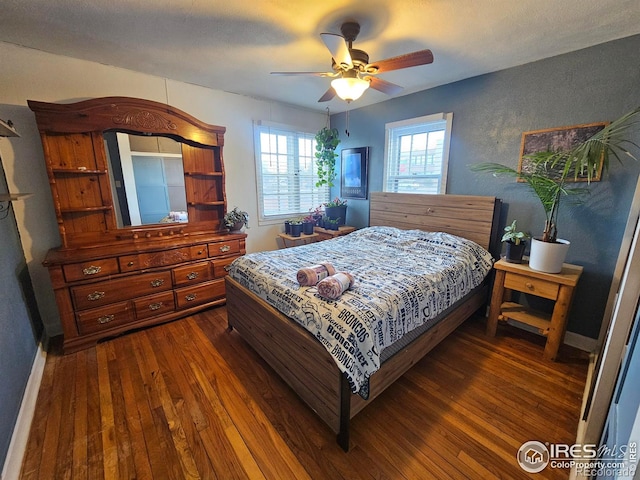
20, 307, 589, 479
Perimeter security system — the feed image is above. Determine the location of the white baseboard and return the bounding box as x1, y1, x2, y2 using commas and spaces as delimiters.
505, 319, 598, 352
564, 331, 598, 353
1, 339, 47, 480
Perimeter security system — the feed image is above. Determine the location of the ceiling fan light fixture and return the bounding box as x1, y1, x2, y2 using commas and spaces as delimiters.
331, 76, 370, 103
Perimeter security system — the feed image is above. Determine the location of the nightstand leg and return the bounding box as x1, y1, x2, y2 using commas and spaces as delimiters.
487, 269, 506, 337
543, 284, 574, 361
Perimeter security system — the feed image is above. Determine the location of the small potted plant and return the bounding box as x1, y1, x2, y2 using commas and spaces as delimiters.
223, 207, 249, 233
309, 205, 324, 227
288, 218, 303, 237
302, 214, 316, 235
323, 216, 340, 231
324, 197, 347, 226
501, 220, 530, 263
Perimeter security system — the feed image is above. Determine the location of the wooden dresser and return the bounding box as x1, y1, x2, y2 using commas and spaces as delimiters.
30, 97, 246, 352
44, 232, 244, 352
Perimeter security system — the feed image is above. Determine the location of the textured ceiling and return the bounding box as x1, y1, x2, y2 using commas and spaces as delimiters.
1, 0, 639, 112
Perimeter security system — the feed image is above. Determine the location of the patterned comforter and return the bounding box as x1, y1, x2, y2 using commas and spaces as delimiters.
228, 226, 494, 397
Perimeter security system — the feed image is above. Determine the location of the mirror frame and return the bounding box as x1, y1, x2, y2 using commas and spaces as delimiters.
29, 97, 228, 248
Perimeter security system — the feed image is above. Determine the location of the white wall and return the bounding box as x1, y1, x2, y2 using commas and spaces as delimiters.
0, 41, 325, 336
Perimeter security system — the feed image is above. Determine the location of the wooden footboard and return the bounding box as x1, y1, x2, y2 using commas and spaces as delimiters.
225, 276, 488, 450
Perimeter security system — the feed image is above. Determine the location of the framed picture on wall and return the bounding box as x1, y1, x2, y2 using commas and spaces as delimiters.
341, 147, 369, 199
518, 122, 608, 182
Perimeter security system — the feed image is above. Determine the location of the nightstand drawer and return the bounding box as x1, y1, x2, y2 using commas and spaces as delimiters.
505, 272, 559, 300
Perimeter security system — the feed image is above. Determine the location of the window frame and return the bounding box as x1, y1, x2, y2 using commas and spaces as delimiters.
253, 120, 329, 225
383, 112, 453, 195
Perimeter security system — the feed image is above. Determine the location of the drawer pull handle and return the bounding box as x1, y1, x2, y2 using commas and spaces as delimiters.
197, 249, 205, 255
148, 302, 164, 311
525, 282, 534, 290
98, 314, 114, 324
87, 291, 105, 301
185, 293, 197, 302
187, 272, 199, 280
150, 279, 165, 288
83, 265, 102, 276
127, 261, 134, 267
220, 245, 231, 253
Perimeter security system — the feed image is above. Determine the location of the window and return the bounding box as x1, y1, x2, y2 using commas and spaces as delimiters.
254, 121, 329, 223
383, 112, 453, 194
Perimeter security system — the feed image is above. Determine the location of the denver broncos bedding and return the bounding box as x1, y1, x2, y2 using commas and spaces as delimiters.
227, 226, 494, 398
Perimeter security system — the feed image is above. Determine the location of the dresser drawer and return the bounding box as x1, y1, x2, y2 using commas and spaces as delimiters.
190, 244, 209, 259
134, 291, 175, 320
71, 271, 172, 310
212, 256, 238, 277
208, 239, 241, 258
76, 301, 133, 335
172, 261, 214, 287
504, 272, 559, 300
174, 279, 226, 309
63, 258, 120, 282
119, 247, 194, 272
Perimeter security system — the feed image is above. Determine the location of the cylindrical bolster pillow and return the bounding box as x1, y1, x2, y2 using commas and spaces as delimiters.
317, 272, 355, 300
297, 262, 336, 286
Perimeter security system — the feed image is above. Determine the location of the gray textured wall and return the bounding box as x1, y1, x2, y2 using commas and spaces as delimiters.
331, 34, 640, 339
0, 155, 41, 471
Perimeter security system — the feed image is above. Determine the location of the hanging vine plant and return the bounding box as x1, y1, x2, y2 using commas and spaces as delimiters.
314, 126, 341, 187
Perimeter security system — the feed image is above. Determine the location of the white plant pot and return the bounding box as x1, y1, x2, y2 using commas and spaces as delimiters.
529, 237, 570, 273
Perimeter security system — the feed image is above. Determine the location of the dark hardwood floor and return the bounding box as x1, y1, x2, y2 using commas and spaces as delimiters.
20, 306, 589, 479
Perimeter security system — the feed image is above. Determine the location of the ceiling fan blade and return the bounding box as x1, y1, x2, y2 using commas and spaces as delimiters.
318, 87, 336, 103
367, 76, 404, 96
271, 71, 336, 77
320, 33, 353, 70
366, 49, 434, 73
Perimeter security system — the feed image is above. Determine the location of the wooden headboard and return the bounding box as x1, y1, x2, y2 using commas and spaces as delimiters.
369, 192, 501, 254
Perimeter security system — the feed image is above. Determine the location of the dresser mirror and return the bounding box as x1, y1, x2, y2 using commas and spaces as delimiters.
104, 132, 188, 227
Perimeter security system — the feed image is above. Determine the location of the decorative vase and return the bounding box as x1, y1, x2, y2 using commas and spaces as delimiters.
529, 237, 570, 273
325, 205, 347, 226
289, 223, 303, 237
504, 241, 526, 264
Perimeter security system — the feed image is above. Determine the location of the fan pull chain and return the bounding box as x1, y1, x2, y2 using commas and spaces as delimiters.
345, 108, 350, 137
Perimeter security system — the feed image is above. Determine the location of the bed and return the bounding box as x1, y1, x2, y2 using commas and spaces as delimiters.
225, 192, 501, 450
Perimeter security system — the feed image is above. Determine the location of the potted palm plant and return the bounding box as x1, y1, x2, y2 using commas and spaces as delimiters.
472, 107, 640, 272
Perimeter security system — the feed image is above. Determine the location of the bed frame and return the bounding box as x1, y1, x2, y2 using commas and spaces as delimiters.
225, 192, 501, 450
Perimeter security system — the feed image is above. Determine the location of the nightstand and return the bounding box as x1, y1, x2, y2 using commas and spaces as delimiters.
486, 258, 583, 361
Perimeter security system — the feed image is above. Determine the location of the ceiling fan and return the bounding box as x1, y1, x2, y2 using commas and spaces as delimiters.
271, 21, 434, 103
